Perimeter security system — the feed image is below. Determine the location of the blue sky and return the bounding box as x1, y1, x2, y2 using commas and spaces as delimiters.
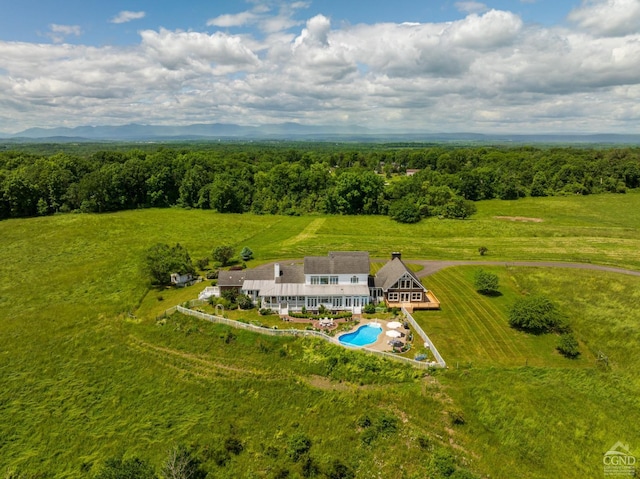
0, 0, 571, 45
1, 0, 640, 133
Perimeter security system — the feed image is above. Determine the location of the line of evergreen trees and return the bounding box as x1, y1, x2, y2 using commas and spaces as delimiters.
1, 144, 638, 222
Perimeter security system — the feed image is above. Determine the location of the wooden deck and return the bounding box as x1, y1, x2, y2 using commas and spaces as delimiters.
385, 291, 441, 313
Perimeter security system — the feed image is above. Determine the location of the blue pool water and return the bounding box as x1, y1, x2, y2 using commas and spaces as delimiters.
339, 324, 383, 347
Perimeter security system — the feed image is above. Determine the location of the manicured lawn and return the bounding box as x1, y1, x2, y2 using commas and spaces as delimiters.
415, 266, 594, 368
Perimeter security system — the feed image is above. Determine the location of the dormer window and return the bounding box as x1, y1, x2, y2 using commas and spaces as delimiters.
350, 276, 359, 284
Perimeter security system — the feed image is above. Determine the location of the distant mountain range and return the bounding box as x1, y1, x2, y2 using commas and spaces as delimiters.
1, 123, 639, 144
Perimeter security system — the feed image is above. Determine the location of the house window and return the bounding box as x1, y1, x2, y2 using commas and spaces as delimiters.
319, 297, 330, 304
320, 276, 329, 285
308, 297, 317, 308
412, 292, 422, 301
388, 293, 398, 302
334, 297, 343, 307
311, 276, 320, 285
401, 278, 413, 289
350, 276, 359, 284
330, 276, 338, 284
345, 297, 352, 307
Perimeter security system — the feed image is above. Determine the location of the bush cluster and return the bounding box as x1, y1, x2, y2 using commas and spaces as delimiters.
508, 295, 563, 334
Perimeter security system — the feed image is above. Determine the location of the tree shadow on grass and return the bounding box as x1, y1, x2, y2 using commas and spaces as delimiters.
476, 290, 503, 297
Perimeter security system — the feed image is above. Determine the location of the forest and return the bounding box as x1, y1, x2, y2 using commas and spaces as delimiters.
1, 143, 640, 223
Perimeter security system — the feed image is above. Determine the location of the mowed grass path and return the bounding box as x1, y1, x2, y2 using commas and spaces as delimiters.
415, 267, 594, 368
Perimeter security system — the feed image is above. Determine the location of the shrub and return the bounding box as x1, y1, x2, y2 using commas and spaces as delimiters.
287, 433, 312, 462
442, 197, 477, 219
508, 295, 562, 334
356, 415, 372, 428
389, 199, 421, 224
474, 269, 499, 295
240, 246, 253, 261
376, 414, 399, 435
326, 460, 355, 479
206, 270, 219, 280
221, 288, 238, 304
429, 449, 456, 478
212, 245, 234, 266
449, 409, 465, 426
237, 294, 254, 310
221, 330, 236, 344
196, 257, 209, 270
207, 446, 230, 467
301, 455, 320, 478
363, 303, 376, 314
417, 435, 432, 451
94, 457, 156, 479
259, 308, 274, 316
361, 427, 378, 445
273, 467, 290, 479
478, 246, 488, 256
224, 437, 244, 455
161, 445, 206, 479
557, 333, 580, 358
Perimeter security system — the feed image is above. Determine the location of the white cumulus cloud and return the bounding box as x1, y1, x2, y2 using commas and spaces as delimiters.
140, 29, 260, 72
2, 5, 640, 133
568, 0, 640, 37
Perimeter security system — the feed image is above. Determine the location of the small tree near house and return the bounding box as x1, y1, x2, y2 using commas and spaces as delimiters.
240, 246, 254, 261
213, 245, 235, 266
145, 243, 195, 286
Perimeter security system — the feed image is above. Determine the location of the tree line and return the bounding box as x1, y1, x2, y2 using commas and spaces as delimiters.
1, 144, 639, 223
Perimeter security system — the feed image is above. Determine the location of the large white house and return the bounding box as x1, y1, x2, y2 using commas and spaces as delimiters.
216, 251, 440, 315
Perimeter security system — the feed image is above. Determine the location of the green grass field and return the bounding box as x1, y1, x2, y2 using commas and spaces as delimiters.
1, 193, 640, 478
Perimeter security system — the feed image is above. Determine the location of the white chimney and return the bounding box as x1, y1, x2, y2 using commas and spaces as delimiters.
274, 263, 280, 279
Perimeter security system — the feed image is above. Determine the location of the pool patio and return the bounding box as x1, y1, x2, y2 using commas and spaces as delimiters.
337, 318, 411, 352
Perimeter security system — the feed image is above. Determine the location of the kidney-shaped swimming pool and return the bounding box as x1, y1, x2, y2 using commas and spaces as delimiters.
338, 324, 383, 347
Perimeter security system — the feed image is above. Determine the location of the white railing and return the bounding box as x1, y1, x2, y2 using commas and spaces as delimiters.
198, 286, 219, 300
170, 306, 437, 369
402, 307, 446, 368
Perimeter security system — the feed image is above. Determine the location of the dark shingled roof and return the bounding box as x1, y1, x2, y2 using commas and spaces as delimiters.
304, 251, 370, 275
217, 270, 248, 287
374, 257, 426, 291
276, 263, 305, 284
217, 264, 274, 287
218, 262, 305, 287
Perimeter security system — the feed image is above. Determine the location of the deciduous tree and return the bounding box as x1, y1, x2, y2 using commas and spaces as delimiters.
213, 245, 235, 266
474, 270, 499, 295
